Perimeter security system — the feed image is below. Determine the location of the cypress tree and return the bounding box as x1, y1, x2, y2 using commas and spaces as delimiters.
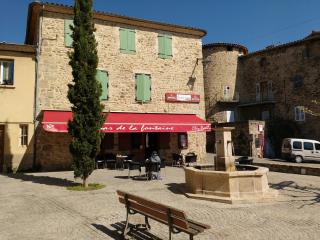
67, 0, 104, 187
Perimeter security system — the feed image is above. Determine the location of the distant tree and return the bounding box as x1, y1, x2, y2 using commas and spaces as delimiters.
67, 0, 105, 187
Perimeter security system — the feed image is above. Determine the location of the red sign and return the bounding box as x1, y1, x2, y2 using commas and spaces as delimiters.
165, 93, 200, 103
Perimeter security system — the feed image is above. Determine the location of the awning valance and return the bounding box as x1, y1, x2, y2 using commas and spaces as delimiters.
42, 111, 211, 133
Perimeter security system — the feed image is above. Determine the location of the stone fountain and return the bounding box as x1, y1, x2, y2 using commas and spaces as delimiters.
185, 127, 278, 204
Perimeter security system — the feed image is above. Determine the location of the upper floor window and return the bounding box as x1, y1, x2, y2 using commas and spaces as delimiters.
0, 60, 14, 85
295, 106, 305, 122
135, 73, 151, 103
256, 81, 273, 102
120, 28, 136, 54
64, 19, 74, 47
158, 34, 172, 59
96, 70, 109, 100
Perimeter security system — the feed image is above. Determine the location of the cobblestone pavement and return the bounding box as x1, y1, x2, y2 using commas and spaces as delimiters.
0, 167, 320, 240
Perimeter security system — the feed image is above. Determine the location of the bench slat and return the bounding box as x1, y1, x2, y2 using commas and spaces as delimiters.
117, 190, 186, 219
119, 197, 189, 229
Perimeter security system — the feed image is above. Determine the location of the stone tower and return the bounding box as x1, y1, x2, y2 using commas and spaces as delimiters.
202, 43, 247, 123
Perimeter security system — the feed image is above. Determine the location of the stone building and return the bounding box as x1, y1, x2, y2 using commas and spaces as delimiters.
204, 32, 320, 157
25, 2, 209, 170
0, 43, 36, 172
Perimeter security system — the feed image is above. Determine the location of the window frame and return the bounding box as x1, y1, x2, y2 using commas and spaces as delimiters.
0, 60, 14, 85
294, 106, 305, 122
20, 125, 28, 147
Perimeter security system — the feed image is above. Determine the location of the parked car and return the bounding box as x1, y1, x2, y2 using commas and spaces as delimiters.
281, 138, 320, 163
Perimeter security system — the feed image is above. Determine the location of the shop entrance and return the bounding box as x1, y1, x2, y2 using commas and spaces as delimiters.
0, 125, 4, 172
131, 133, 160, 161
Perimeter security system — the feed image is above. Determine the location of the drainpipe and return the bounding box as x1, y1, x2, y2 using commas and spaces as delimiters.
32, 4, 44, 170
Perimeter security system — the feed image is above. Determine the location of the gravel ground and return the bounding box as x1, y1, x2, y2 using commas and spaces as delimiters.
0, 167, 319, 240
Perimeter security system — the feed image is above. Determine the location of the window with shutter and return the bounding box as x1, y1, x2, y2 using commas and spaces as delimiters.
158, 34, 172, 59
120, 28, 136, 54
135, 74, 151, 103
96, 70, 109, 100
64, 19, 74, 47
267, 81, 273, 100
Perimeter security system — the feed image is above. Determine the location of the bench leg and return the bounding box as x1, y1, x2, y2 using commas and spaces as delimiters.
145, 216, 151, 231
123, 210, 131, 238
190, 234, 194, 240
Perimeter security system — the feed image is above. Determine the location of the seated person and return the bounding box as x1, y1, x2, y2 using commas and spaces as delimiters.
146, 151, 161, 180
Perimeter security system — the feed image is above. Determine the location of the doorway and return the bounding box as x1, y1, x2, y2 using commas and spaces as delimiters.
145, 133, 159, 159
0, 125, 4, 172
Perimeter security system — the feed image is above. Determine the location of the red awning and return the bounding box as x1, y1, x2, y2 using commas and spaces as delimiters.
42, 111, 211, 133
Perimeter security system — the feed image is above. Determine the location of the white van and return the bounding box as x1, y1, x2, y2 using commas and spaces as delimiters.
281, 138, 320, 163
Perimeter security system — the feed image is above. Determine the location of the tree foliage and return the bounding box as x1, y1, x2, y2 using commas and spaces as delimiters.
67, 0, 104, 187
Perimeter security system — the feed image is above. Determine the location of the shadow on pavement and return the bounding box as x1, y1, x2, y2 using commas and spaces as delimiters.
3, 173, 78, 187
166, 183, 186, 195
92, 222, 162, 240
270, 181, 320, 208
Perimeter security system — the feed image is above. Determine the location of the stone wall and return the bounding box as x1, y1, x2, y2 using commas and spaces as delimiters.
36, 12, 207, 169
203, 45, 242, 122
237, 37, 320, 140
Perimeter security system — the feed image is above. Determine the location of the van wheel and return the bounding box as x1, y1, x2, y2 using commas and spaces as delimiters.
295, 156, 303, 163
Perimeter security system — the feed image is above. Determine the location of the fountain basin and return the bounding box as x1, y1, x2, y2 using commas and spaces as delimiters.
185, 165, 278, 204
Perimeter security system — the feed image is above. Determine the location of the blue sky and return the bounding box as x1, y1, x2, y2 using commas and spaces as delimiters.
1, 0, 320, 52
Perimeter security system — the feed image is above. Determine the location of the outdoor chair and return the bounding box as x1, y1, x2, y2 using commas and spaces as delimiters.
185, 152, 197, 166
128, 161, 141, 178
124, 154, 134, 169
172, 153, 183, 167
95, 154, 105, 169
105, 153, 116, 169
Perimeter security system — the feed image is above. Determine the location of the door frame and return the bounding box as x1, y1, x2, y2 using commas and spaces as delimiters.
0, 125, 5, 172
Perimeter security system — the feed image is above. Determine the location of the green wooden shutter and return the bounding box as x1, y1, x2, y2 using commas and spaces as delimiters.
158, 34, 172, 59
135, 74, 144, 102
120, 28, 128, 53
165, 35, 172, 57
96, 70, 109, 100
143, 74, 151, 102
135, 74, 151, 102
64, 19, 74, 47
128, 29, 136, 53
158, 34, 166, 58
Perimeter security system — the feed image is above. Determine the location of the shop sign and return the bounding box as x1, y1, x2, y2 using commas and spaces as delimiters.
165, 93, 200, 103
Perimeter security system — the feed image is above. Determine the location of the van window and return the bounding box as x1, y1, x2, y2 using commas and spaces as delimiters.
292, 141, 302, 150
303, 142, 314, 150
315, 143, 320, 150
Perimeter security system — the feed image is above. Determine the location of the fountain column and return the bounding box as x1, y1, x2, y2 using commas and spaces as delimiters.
215, 127, 236, 171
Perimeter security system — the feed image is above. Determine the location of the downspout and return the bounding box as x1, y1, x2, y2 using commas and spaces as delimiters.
33, 5, 44, 170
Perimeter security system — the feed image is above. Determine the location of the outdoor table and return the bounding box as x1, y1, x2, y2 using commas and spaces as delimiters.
116, 154, 128, 170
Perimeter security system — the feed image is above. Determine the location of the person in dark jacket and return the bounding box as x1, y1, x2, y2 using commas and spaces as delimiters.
146, 151, 161, 180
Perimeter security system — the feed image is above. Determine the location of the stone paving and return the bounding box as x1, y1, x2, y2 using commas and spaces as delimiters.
0, 167, 320, 240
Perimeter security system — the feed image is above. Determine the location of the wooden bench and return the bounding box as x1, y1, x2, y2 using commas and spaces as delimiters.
117, 190, 210, 239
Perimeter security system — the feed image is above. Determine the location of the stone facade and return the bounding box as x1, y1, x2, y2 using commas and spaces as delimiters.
28, 5, 207, 170
204, 33, 320, 157
237, 33, 320, 141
